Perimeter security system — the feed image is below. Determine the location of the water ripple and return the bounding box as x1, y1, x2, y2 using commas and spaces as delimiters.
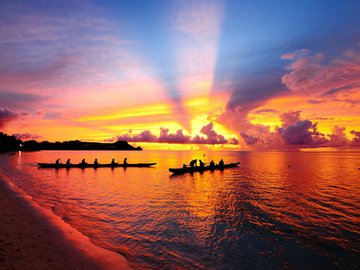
1, 150, 359, 269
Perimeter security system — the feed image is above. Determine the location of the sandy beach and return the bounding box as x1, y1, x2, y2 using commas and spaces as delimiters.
0, 173, 131, 270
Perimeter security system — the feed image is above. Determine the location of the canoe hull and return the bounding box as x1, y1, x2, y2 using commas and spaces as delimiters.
169, 162, 240, 174
38, 162, 156, 168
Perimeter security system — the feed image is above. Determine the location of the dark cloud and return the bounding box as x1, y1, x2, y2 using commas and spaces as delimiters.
350, 130, 360, 144
307, 99, 324, 104
240, 132, 258, 145
158, 128, 190, 143
117, 130, 157, 143
13, 133, 42, 141
0, 91, 45, 107
322, 84, 358, 97
0, 107, 17, 128
115, 123, 238, 145
332, 98, 360, 106
228, 137, 239, 145
239, 112, 360, 149
191, 123, 228, 144
253, 108, 278, 114
313, 117, 334, 121
277, 120, 328, 145
239, 111, 331, 148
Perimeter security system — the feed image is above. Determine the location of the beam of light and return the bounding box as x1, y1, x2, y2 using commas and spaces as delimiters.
169, 0, 225, 129
77, 103, 171, 122
190, 114, 238, 140
106, 121, 184, 135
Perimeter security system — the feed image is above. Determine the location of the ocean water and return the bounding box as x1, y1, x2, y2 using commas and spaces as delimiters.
0, 150, 359, 269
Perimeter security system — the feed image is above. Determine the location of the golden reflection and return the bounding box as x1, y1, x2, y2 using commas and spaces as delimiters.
4, 150, 360, 268
16, 151, 22, 169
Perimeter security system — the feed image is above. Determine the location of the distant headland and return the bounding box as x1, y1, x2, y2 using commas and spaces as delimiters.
0, 132, 142, 152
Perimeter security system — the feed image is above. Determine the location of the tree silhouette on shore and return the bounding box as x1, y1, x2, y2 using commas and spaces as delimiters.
0, 132, 141, 153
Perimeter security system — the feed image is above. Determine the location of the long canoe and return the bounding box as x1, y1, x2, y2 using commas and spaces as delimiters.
38, 162, 156, 168
169, 162, 240, 175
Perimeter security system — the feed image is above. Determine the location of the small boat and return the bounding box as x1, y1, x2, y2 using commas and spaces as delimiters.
169, 162, 240, 175
37, 162, 157, 168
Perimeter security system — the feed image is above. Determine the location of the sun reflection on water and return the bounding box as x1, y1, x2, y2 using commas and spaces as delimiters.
0, 150, 359, 269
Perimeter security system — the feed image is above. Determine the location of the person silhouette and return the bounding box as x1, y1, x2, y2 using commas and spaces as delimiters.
218, 159, 224, 168
199, 159, 205, 168
123, 158, 128, 165
111, 158, 116, 166
189, 159, 197, 168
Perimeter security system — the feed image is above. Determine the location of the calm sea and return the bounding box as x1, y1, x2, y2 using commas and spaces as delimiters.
0, 150, 359, 269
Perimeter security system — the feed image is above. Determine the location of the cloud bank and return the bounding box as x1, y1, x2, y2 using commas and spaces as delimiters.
239, 111, 360, 149
13, 133, 42, 141
113, 122, 238, 145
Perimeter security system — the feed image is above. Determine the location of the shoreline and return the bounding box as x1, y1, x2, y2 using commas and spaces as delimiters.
0, 172, 131, 269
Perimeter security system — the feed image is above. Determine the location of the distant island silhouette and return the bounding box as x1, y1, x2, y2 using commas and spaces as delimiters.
0, 132, 142, 152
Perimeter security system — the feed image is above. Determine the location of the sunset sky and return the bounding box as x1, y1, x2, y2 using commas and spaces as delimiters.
1, 0, 359, 150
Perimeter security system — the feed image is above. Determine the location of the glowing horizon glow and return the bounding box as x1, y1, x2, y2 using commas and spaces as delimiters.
1, 1, 359, 149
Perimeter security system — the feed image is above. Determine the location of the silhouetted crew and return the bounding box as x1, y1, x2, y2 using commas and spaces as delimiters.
189, 159, 197, 168
123, 158, 128, 165
209, 160, 215, 169
94, 158, 99, 166
111, 158, 116, 166
66, 159, 71, 165
199, 159, 205, 168
218, 159, 224, 168
183, 164, 187, 169
55, 159, 60, 165
81, 159, 86, 165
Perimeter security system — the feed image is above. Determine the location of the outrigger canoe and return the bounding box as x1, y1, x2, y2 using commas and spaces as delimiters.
169, 162, 240, 175
38, 162, 156, 168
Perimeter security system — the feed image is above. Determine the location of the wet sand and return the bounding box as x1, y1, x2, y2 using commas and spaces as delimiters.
0, 174, 131, 270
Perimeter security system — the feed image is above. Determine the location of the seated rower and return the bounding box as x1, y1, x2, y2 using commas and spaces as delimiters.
111, 158, 116, 166
183, 164, 187, 169
66, 159, 71, 165
123, 158, 128, 165
189, 159, 197, 168
94, 158, 99, 166
81, 159, 86, 165
209, 160, 215, 169
55, 158, 61, 165
199, 159, 205, 168
218, 159, 224, 168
